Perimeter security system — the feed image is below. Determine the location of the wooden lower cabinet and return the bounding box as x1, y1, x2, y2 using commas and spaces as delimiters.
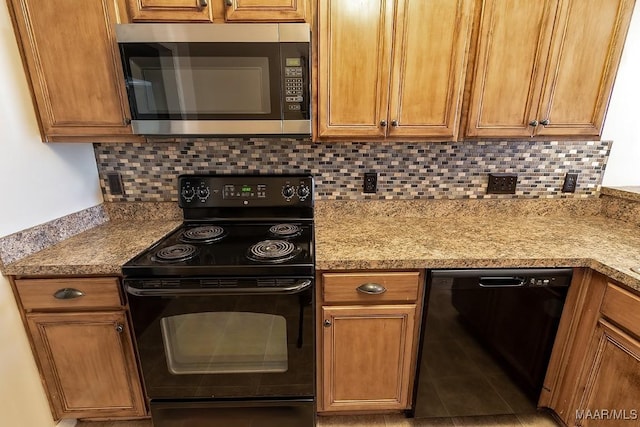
11, 277, 146, 420
321, 305, 416, 412
544, 272, 640, 426
318, 270, 424, 413
26, 311, 146, 420
575, 320, 640, 427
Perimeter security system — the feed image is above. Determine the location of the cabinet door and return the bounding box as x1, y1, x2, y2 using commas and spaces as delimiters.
224, 0, 307, 22
465, 0, 558, 138
317, 0, 394, 138
26, 311, 146, 419
387, 0, 474, 139
128, 0, 214, 22
576, 320, 640, 427
535, 0, 635, 137
8, 0, 134, 142
321, 305, 416, 411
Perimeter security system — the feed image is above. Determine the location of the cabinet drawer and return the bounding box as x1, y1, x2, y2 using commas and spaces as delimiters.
15, 278, 122, 311
322, 272, 421, 304
600, 283, 640, 338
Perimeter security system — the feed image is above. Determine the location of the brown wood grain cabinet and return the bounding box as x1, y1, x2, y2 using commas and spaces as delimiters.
127, 0, 216, 22
126, 0, 308, 22
7, 0, 139, 143
543, 272, 640, 426
465, 0, 636, 139
317, 271, 424, 413
316, 0, 474, 140
224, 0, 307, 22
11, 277, 146, 421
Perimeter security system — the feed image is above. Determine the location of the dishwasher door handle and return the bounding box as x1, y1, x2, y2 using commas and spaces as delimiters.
478, 277, 526, 287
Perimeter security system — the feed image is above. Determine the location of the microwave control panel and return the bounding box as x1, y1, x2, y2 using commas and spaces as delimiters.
280, 43, 310, 120
284, 60, 304, 109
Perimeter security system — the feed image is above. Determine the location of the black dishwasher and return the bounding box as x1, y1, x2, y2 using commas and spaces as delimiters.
412, 268, 572, 418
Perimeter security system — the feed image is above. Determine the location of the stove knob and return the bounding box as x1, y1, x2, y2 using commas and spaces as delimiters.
181, 186, 195, 202
297, 184, 310, 200
197, 186, 210, 202
282, 185, 295, 200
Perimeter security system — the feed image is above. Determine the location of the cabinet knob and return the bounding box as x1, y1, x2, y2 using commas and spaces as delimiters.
540, 119, 550, 126
224, 0, 232, 6
391, 120, 398, 127
199, 0, 208, 7
53, 288, 85, 300
380, 120, 387, 127
528, 120, 539, 127
115, 323, 124, 333
323, 319, 332, 327
124, 118, 131, 125
356, 283, 387, 295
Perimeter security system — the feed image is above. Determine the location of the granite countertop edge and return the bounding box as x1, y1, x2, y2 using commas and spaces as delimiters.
4, 213, 640, 294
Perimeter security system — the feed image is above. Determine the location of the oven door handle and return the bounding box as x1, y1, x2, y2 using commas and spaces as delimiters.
125, 279, 313, 296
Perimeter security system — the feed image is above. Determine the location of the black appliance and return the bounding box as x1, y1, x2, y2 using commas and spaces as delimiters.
115, 23, 311, 136
122, 174, 315, 427
412, 268, 572, 418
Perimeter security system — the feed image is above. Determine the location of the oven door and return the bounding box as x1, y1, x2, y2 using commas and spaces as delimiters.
125, 279, 314, 401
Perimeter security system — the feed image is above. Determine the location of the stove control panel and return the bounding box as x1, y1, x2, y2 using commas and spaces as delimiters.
178, 175, 314, 208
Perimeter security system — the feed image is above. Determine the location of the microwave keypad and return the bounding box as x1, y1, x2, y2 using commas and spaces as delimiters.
285, 66, 304, 111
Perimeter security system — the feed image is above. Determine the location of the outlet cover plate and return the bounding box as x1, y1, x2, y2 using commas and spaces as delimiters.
487, 173, 517, 194
364, 172, 377, 193
562, 173, 578, 193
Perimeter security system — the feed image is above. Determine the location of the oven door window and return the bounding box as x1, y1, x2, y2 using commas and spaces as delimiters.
161, 312, 287, 374
119, 43, 282, 120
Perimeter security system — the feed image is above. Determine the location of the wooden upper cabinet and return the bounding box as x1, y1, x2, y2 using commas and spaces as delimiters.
535, 0, 636, 137
465, 0, 557, 138
127, 0, 215, 22
466, 0, 636, 139
317, 0, 474, 140
8, 0, 135, 142
317, 0, 394, 139
388, 0, 474, 139
126, 0, 308, 22
224, 0, 307, 22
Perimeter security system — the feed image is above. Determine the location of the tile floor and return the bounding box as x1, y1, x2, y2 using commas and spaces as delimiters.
76, 412, 560, 427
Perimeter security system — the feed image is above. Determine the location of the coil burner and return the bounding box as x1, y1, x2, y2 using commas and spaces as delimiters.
181, 226, 226, 244
269, 223, 302, 238
247, 239, 302, 263
152, 244, 198, 263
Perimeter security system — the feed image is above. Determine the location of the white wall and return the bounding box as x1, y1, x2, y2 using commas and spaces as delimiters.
0, 1, 103, 425
602, 3, 640, 186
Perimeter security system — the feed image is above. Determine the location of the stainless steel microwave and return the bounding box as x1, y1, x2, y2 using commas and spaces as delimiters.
115, 23, 311, 136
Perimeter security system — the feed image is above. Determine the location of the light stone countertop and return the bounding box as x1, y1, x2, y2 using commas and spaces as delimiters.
314, 213, 640, 292
4, 200, 640, 293
4, 220, 181, 276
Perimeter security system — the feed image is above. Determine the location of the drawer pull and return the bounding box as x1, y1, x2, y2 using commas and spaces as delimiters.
357, 283, 387, 295
53, 288, 85, 300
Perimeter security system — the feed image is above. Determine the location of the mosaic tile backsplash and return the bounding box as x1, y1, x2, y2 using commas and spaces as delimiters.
94, 139, 612, 202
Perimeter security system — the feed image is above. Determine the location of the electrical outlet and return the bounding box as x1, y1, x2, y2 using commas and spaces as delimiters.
562, 173, 578, 193
107, 172, 125, 195
363, 172, 377, 193
487, 173, 518, 194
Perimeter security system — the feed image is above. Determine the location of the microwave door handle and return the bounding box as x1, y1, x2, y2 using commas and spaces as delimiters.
125, 279, 312, 296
